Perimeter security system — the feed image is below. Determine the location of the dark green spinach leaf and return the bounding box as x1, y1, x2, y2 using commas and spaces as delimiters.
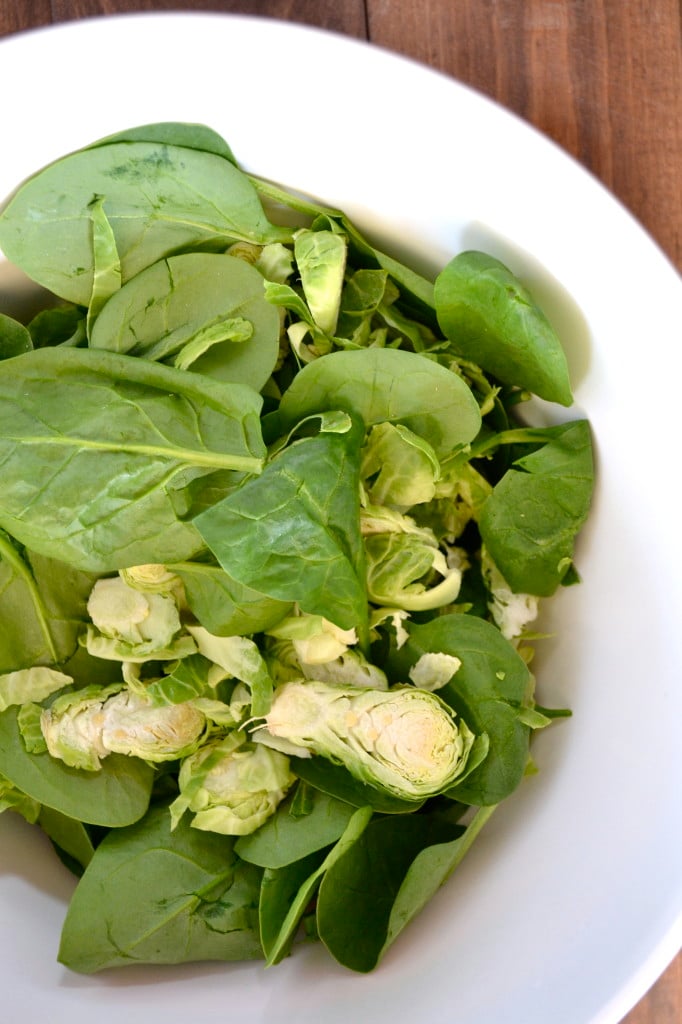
316, 809, 463, 971
389, 614, 534, 805
38, 805, 96, 872
317, 804, 495, 971
236, 786, 360, 869
194, 422, 368, 639
258, 804, 372, 966
479, 420, 594, 595
0, 312, 32, 358
434, 250, 573, 406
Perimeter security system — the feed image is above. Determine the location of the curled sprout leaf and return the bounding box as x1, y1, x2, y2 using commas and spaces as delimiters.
0, 666, 72, 711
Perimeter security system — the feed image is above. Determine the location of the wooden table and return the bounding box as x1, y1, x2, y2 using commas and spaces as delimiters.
0, 2, 680, 1021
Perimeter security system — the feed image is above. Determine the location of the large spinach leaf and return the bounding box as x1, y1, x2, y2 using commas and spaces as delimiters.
0, 347, 265, 569
316, 811, 461, 971
58, 804, 263, 972
0, 139, 290, 306
0, 707, 153, 826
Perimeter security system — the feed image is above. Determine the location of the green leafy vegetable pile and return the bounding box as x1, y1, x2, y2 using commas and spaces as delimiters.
0, 122, 594, 975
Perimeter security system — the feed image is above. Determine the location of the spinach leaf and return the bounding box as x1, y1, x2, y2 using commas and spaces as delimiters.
278, 348, 481, 457
90, 252, 281, 389
315, 812, 462, 972
0, 531, 99, 672
258, 805, 372, 966
317, 805, 495, 972
37, 805, 96, 872
0, 139, 289, 306
478, 420, 594, 595
0, 347, 266, 570
58, 804, 263, 972
0, 312, 32, 358
0, 707, 154, 826
171, 560, 291, 636
434, 250, 573, 406
258, 849, 325, 965
236, 786, 361, 869
87, 122, 237, 164
27, 305, 86, 348
389, 614, 534, 805
290, 756, 425, 815
194, 422, 368, 640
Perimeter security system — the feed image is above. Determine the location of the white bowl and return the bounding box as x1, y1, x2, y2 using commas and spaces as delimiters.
0, 13, 680, 1024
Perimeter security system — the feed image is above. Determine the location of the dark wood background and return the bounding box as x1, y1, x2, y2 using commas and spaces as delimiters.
0, 2, 680, 1021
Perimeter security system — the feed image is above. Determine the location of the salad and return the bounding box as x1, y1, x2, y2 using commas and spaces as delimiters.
0, 123, 593, 974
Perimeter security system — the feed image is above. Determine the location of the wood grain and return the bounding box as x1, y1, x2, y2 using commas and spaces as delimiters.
0, 2, 680, 1021
367, 0, 681, 269
48, 0, 367, 37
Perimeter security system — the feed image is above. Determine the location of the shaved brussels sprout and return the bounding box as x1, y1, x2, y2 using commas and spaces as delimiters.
86, 575, 185, 659
40, 686, 206, 770
262, 680, 475, 801
100, 690, 206, 762
266, 613, 357, 666
41, 685, 120, 771
171, 736, 295, 835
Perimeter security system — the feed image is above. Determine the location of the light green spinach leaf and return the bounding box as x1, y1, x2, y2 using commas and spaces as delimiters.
0, 347, 266, 570
278, 348, 481, 457
171, 560, 292, 636
0, 531, 99, 673
0, 139, 290, 306
58, 804, 263, 972
90, 252, 281, 389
